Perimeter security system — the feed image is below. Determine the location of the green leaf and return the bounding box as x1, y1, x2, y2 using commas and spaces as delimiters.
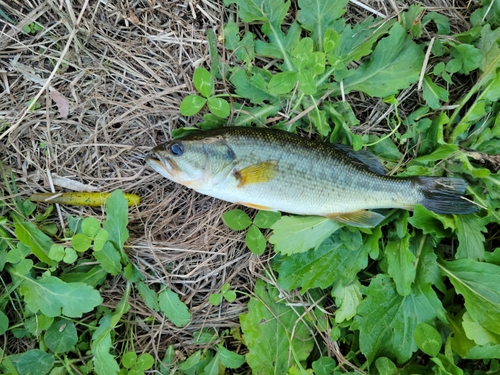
193, 67, 213, 97
331, 279, 362, 323
277, 232, 369, 293
18, 273, 103, 318
222, 209, 252, 230
462, 311, 500, 346
207, 97, 230, 118
438, 259, 500, 335
11, 212, 56, 266
269, 215, 342, 255
63, 247, 78, 264
0, 310, 9, 335
158, 287, 191, 327
408, 205, 455, 238
72, 233, 92, 252
103, 190, 129, 252
297, 0, 348, 51
343, 23, 424, 97
422, 74, 449, 109
12, 349, 55, 375
82, 217, 101, 237
385, 232, 416, 296
240, 279, 313, 374
298, 70, 317, 95
374, 357, 398, 375
430, 354, 464, 375
454, 214, 486, 260
209, 293, 223, 305
44, 319, 78, 353
136, 353, 154, 370
253, 210, 281, 228
267, 71, 298, 96
352, 274, 446, 364
450, 43, 482, 74
312, 357, 337, 375
414, 322, 442, 357
245, 225, 266, 255
218, 345, 245, 369
48, 244, 65, 262
94, 242, 122, 275
122, 352, 137, 368
93, 229, 109, 251
135, 281, 160, 311
179, 95, 207, 116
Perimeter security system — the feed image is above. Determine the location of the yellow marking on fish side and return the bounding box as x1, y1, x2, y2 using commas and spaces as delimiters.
238, 202, 275, 211
234, 160, 279, 187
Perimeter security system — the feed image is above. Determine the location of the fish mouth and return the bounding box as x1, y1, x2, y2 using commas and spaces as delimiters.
145, 152, 181, 179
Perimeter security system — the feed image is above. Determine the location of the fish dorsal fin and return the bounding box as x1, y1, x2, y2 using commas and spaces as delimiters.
333, 144, 386, 175
327, 210, 385, 228
235, 160, 279, 187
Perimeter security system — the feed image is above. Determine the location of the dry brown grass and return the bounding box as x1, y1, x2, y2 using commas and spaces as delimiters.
0, 0, 478, 366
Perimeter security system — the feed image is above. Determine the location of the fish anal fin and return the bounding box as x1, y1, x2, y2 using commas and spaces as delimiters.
235, 160, 279, 187
238, 202, 275, 211
327, 210, 384, 228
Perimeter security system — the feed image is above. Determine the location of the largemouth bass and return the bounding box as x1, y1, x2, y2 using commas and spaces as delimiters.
146, 127, 477, 227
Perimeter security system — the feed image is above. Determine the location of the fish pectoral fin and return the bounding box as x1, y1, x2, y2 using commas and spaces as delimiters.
235, 160, 279, 187
237, 202, 275, 211
327, 210, 385, 228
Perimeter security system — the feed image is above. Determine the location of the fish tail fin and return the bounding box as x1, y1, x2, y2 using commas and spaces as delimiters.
416, 176, 478, 214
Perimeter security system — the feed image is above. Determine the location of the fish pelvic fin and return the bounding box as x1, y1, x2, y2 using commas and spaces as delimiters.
417, 177, 479, 214
327, 210, 385, 228
235, 160, 279, 187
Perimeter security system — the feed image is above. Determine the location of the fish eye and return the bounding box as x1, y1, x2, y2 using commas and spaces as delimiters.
169, 142, 184, 156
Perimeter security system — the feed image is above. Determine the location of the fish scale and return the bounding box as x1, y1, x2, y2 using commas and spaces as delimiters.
147, 126, 477, 228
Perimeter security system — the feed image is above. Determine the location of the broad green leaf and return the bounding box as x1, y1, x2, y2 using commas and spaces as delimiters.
253, 210, 281, 228
298, 70, 316, 95
245, 224, 266, 255
414, 322, 442, 357
222, 209, 252, 230
277, 233, 369, 293
121, 352, 137, 368
137, 353, 154, 370
48, 244, 65, 262
158, 287, 191, 327
0, 310, 8, 335
230, 69, 274, 104
352, 274, 446, 364
6, 243, 31, 264
94, 242, 122, 275
422, 74, 449, 109
103, 190, 129, 251
209, 293, 223, 305
193, 67, 213, 97
136, 281, 160, 311
462, 311, 500, 346
478, 24, 500, 85
72, 233, 92, 252
374, 357, 398, 375
430, 354, 463, 375
267, 71, 298, 96
18, 273, 103, 318
305, 51, 326, 75
82, 217, 101, 237
450, 43, 482, 74
12, 349, 55, 375
62, 247, 78, 264
312, 357, 337, 375
218, 345, 245, 369
385, 231, 416, 296
291, 37, 313, 69
297, 0, 348, 51
454, 214, 486, 260
92, 287, 130, 375
331, 279, 362, 323
207, 97, 230, 118
59, 265, 107, 287
240, 279, 313, 374
269, 215, 341, 255
179, 95, 207, 116
409, 205, 455, 238
44, 319, 78, 353
11, 212, 56, 266
93, 229, 109, 251
438, 259, 500, 335
343, 23, 424, 97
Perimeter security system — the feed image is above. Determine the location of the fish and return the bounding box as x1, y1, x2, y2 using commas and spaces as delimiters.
146, 126, 478, 228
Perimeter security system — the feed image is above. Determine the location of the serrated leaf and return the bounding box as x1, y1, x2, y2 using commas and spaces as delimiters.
343, 23, 424, 97
454, 214, 486, 260
103, 190, 129, 252
385, 232, 415, 296
438, 259, 500, 335
408, 205, 455, 238
180, 95, 207, 116
352, 274, 446, 364
414, 322, 442, 357
11, 212, 56, 266
331, 279, 362, 323
158, 287, 191, 327
222, 209, 252, 230
193, 67, 213, 97
422, 74, 449, 109
297, 0, 348, 51
44, 319, 78, 353
218, 345, 245, 369
240, 279, 313, 374
18, 273, 103, 318
207, 97, 230, 118
277, 233, 369, 293
269, 215, 341, 255
136, 281, 160, 311
245, 224, 266, 255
